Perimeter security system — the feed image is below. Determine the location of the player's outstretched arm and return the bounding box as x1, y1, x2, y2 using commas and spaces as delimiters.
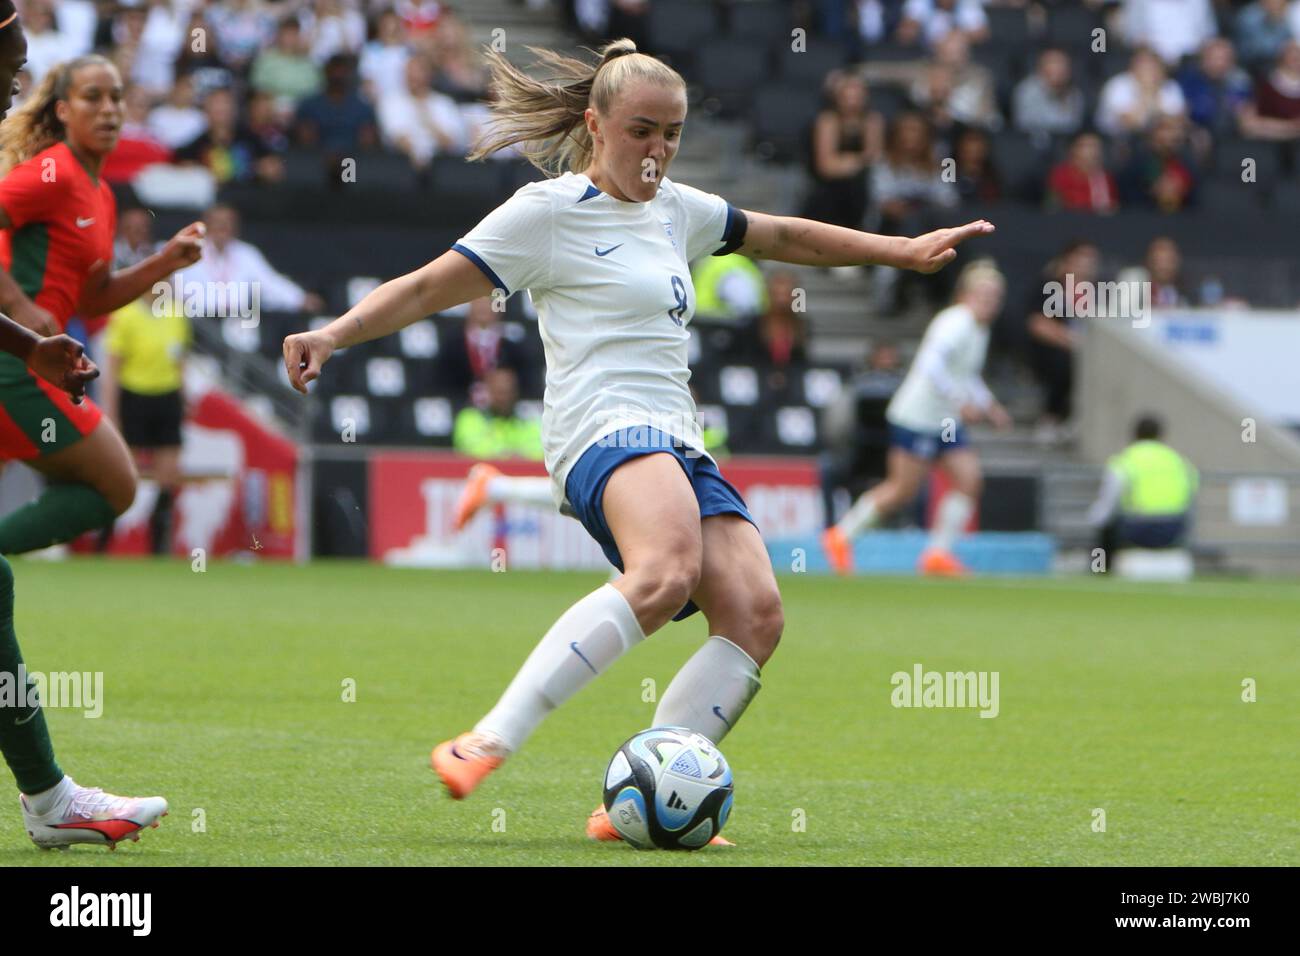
737, 211, 994, 274
78, 222, 207, 316
282, 249, 495, 394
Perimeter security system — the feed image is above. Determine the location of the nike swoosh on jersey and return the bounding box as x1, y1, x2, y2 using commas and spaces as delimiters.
76, 217, 95, 228
594, 243, 624, 257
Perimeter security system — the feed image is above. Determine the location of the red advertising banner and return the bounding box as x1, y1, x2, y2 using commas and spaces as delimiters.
81, 389, 299, 559
368, 452, 822, 570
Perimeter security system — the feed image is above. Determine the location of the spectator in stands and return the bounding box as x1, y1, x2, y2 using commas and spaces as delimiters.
952, 127, 1001, 204
397, 0, 445, 39
148, 74, 207, 150
871, 111, 959, 312
241, 91, 290, 183
734, 270, 809, 375
101, 85, 172, 185
1120, 0, 1217, 67
1013, 47, 1086, 139
852, 1, 911, 48
1234, 0, 1300, 71
176, 7, 236, 97
1118, 236, 1197, 306
1178, 38, 1253, 141
452, 366, 543, 462
1239, 40, 1300, 140
251, 17, 323, 106
919, 30, 1000, 131
100, 287, 191, 556
430, 12, 490, 104
1046, 131, 1119, 212
378, 54, 468, 170
1095, 47, 1188, 137
692, 253, 768, 324
872, 111, 959, 229
1118, 114, 1199, 212
1024, 239, 1099, 431
114, 206, 160, 271
116, 0, 184, 96
295, 53, 379, 158
207, 0, 276, 72
181, 204, 326, 316
438, 296, 532, 409
359, 9, 411, 101
175, 88, 281, 185
896, 0, 989, 49
301, 0, 367, 65
1087, 414, 1198, 568
22, 0, 75, 85
801, 70, 884, 231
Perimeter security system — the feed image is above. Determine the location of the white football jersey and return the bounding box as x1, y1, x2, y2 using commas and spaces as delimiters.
886, 303, 993, 433
453, 171, 743, 511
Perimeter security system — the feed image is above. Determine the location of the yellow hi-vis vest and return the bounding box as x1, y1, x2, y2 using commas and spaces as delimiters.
691, 254, 768, 321
1109, 440, 1198, 516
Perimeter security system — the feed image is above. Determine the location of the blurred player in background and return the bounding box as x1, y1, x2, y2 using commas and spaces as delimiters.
0, 9, 167, 849
823, 260, 1010, 577
283, 39, 991, 844
0, 54, 204, 555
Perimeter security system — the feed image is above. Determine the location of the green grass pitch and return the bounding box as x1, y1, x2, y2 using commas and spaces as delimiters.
2, 558, 1295, 866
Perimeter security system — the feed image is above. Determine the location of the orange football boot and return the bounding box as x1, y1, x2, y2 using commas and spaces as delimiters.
586, 804, 735, 846
917, 547, 969, 577
821, 526, 854, 576
430, 732, 506, 799
453, 463, 502, 531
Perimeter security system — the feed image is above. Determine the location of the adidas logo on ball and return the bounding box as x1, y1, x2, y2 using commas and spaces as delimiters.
665, 791, 689, 811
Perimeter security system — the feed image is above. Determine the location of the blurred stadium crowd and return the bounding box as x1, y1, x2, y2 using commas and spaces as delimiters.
27, 0, 1296, 466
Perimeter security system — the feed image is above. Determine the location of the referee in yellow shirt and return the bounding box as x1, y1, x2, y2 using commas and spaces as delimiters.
101, 291, 191, 555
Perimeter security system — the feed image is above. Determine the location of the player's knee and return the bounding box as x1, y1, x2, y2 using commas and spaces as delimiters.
747, 588, 784, 666
103, 467, 138, 517
623, 555, 701, 624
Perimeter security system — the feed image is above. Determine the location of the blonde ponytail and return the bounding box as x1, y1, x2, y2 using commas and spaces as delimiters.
0, 55, 116, 175
467, 38, 685, 176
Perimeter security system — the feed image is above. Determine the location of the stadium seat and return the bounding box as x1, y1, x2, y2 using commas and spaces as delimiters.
750, 83, 819, 162
349, 150, 419, 192
696, 37, 773, 117
646, 0, 721, 73
984, 6, 1033, 47
771, 36, 849, 87
1045, 5, 1103, 51
867, 84, 911, 121
429, 156, 507, 206
727, 1, 791, 42
990, 130, 1052, 201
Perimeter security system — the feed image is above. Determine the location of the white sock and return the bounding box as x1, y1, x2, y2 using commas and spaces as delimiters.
652, 636, 761, 745
486, 476, 554, 509
23, 775, 73, 815
475, 583, 645, 751
837, 493, 880, 539
929, 491, 974, 552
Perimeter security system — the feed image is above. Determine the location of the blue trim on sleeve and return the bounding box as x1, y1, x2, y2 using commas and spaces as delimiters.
451, 242, 509, 295
715, 204, 748, 256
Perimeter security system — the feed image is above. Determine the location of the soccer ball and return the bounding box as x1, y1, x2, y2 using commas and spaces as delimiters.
602, 727, 734, 850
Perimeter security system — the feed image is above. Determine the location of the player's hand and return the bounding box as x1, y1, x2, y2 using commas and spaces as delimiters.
903, 220, 995, 274
282, 329, 335, 394
163, 221, 206, 270
26, 334, 99, 404
959, 402, 985, 425
10, 300, 58, 336
987, 403, 1013, 430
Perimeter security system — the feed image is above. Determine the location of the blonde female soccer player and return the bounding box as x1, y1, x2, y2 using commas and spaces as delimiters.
822, 260, 1011, 577
283, 39, 992, 842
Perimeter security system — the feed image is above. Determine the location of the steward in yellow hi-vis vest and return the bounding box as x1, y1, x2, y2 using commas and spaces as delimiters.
1087, 415, 1197, 561
452, 366, 542, 461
